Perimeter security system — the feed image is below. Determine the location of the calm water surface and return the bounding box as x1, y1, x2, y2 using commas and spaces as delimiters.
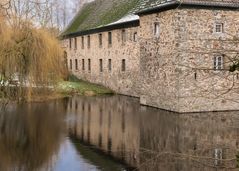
0, 95, 239, 171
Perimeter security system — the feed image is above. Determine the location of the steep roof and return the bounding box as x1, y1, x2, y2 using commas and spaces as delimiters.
62, 0, 239, 38
62, 0, 142, 36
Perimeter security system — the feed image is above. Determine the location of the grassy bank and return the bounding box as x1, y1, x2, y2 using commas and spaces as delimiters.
0, 76, 114, 103
57, 76, 114, 96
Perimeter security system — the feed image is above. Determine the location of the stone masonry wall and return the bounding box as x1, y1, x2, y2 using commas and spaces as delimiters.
65, 26, 140, 97
177, 8, 239, 112
139, 10, 180, 112
139, 8, 239, 112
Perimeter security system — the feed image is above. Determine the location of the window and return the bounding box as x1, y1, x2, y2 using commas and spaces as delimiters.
69, 59, 72, 70
82, 59, 85, 71
194, 72, 197, 80
81, 36, 84, 49
214, 148, 223, 166
215, 23, 224, 33
99, 34, 103, 47
154, 22, 160, 37
214, 55, 223, 70
122, 59, 126, 72
122, 30, 126, 43
64, 51, 67, 68
69, 38, 72, 49
75, 59, 78, 70
133, 32, 137, 42
87, 36, 90, 48
88, 59, 91, 72
108, 59, 112, 72
108, 32, 112, 46
99, 59, 103, 72
74, 37, 77, 50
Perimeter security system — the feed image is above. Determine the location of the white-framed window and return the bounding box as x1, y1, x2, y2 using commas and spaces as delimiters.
214, 55, 224, 70
154, 22, 160, 37
214, 148, 223, 166
215, 23, 224, 33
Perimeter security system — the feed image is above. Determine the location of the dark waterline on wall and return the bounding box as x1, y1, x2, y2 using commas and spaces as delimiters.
0, 95, 238, 171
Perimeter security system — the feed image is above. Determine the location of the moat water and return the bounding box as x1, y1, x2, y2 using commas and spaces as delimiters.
0, 95, 238, 171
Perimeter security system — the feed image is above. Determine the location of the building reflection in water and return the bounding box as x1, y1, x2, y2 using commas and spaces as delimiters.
67, 95, 239, 171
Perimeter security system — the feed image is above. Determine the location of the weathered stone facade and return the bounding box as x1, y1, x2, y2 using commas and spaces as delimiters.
65, 26, 140, 97
139, 7, 239, 112
63, 0, 239, 112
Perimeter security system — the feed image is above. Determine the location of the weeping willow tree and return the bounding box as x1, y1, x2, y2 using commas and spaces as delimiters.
0, 12, 67, 103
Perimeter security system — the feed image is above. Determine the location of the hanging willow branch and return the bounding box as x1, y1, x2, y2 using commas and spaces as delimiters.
0, 13, 67, 102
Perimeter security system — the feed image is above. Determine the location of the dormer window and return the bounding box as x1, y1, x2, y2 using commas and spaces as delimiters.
215, 23, 224, 33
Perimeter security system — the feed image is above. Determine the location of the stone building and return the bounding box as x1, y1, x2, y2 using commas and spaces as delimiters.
61, 0, 239, 113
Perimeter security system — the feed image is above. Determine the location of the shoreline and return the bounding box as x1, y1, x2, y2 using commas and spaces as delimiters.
0, 79, 114, 103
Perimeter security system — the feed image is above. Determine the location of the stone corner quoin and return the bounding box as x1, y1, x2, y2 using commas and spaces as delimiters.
61, 0, 239, 113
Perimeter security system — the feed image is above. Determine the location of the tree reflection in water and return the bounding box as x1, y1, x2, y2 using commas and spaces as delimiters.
0, 100, 66, 171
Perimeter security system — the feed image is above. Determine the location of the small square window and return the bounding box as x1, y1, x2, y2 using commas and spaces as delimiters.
214, 55, 224, 70
215, 23, 224, 33
154, 22, 160, 37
